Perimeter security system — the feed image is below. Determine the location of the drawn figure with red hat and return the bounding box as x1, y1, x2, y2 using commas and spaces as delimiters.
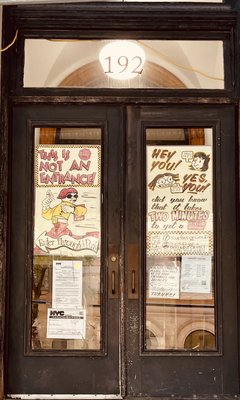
41, 187, 87, 239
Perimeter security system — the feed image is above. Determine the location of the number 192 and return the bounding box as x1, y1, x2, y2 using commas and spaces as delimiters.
104, 55, 143, 75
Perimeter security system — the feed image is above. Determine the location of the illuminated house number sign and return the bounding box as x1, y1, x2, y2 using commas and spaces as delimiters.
99, 41, 145, 80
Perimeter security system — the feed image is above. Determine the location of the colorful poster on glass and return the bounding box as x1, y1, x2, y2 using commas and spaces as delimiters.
147, 146, 213, 256
34, 145, 101, 256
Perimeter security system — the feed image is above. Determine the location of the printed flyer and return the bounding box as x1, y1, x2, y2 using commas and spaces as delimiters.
47, 308, 86, 339
52, 260, 83, 309
34, 145, 101, 257
180, 255, 212, 293
147, 146, 213, 256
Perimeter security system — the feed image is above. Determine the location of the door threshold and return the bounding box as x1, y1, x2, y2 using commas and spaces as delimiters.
7, 395, 123, 400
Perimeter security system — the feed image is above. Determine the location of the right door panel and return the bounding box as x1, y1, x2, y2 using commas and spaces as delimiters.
125, 105, 239, 397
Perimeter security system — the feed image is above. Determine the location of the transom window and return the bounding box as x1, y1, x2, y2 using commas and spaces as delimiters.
24, 39, 224, 89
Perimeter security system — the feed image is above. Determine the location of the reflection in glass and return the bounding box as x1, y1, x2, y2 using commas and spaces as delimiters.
32, 127, 102, 351
184, 329, 215, 350
145, 128, 215, 351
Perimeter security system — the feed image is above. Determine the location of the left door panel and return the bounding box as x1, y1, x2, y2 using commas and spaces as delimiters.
6, 105, 123, 395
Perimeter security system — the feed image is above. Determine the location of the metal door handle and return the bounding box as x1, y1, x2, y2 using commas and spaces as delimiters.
111, 271, 116, 295
128, 244, 138, 299
131, 270, 136, 294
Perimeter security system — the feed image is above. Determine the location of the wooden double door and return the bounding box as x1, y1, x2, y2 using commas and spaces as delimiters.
6, 104, 239, 398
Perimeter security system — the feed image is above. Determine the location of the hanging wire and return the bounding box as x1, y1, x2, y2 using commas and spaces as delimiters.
0, 29, 18, 53
140, 40, 224, 81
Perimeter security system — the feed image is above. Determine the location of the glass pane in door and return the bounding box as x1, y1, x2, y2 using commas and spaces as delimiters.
32, 127, 102, 351
145, 127, 215, 351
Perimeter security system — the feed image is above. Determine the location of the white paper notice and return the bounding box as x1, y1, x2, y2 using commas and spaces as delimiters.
47, 308, 85, 339
52, 260, 82, 308
181, 256, 212, 293
149, 263, 180, 299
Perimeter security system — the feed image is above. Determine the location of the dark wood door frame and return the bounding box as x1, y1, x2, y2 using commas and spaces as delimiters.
3, 102, 239, 398
1, 2, 240, 399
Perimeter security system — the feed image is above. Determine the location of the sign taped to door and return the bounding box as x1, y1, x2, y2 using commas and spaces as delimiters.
180, 255, 212, 293
149, 260, 180, 299
34, 145, 101, 256
147, 146, 213, 256
47, 308, 86, 339
52, 260, 83, 309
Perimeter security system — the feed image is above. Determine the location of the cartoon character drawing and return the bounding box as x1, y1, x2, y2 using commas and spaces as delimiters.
148, 173, 180, 191
41, 187, 87, 239
190, 152, 210, 171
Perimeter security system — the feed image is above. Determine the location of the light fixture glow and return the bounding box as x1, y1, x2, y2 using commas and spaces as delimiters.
99, 41, 145, 80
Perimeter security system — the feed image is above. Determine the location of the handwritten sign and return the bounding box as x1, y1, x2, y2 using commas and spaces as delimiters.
148, 231, 212, 257
36, 145, 100, 187
34, 145, 101, 256
149, 263, 180, 299
147, 146, 213, 256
